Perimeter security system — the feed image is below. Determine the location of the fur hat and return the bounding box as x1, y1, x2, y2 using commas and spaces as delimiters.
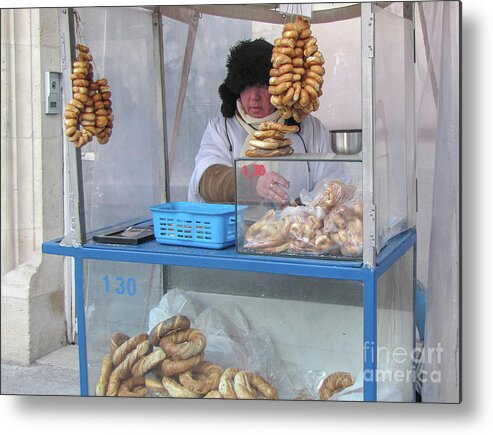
218, 38, 274, 118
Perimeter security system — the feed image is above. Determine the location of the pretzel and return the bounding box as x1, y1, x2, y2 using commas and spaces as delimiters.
95, 354, 113, 396
149, 315, 191, 346
118, 376, 147, 397
203, 390, 223, 399
178, 361, 223, 395
106, 340, 151, 396
161, 376, 202, 398
159, 328, 206, 360
161, 352, 204, 377
112, 333, 149, 367
319, 371, 354, 400
145, 376, 169, 397
131, 347, 167, 377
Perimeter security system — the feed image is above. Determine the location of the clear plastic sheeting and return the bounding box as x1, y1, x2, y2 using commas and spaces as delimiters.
63, 7, 163, 245
376, 249, 415, 402
162, 13, 251, 201
373, 5, 416, 253
149, 288, 363, 400
83, 259, 164, 396
415, 1, 460, 404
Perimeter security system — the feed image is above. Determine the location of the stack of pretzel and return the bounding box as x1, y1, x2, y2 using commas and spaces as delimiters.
95, 315, 279, 399
246, 121, 299, 157
63, 43, 113, 148
243, 180, 363, 257
269, 16, 325, 124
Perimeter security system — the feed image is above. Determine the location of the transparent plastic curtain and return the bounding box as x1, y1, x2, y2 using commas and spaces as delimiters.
373, 5, 416, 253
72, 7, 162, 236
415, 1, 460, 403
162, 13, 251, 201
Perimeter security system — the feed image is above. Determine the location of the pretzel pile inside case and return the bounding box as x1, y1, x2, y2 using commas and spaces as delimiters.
243, 180, 363, 258
63, 44, 113, 148
95, 315, 279, 400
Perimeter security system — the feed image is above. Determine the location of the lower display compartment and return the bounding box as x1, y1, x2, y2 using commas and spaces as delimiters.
81, 257, 414, 401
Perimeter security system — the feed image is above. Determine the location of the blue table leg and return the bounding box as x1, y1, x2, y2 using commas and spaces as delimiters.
363, 272, 377, 401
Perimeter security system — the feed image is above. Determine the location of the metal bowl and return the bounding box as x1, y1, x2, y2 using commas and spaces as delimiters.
330, 129, 362, 155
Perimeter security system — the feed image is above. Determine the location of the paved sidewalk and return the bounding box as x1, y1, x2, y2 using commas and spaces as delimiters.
1, 344, 80, 396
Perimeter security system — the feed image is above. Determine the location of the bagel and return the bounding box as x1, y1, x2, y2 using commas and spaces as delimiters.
281, 86, 296, 106
304, 44, 318, 58
249, 138, 292, 150
310, 65, 326, 75
274, 37, 296, 48
218, 367, 240, 399
319, 371, 354, 400
298, 28, 312, 39
272, 53, 292, 68
233, 371, 257, 399
232, 371, 279, 400
305, 77, 321, 92
295, 16, 310, 30
149, 315, 191, 346
292, 57, 304, 67
269, 73, 294, 86
284, 22, 299, 31
306, 70, 324, 84
249, 373, 279, 400
253, 129, 285, 140
268, 82, 291, 96
258, 122, 299, 134
178, 361, 223, 395
282, 30, 299, 39
159, 328, 206, 360
279, 107, 294, 120
245, 146, 294, 158
161, 352, 204, 377
273, 46, 295, 57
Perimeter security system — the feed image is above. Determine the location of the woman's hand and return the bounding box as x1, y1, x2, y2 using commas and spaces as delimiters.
256, 171, 290, 206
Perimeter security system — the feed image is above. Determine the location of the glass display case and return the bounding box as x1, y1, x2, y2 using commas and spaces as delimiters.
42, 2, 418, 402
235, 155, 363, 260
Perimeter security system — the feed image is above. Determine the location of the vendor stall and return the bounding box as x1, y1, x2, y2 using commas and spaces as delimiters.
42, 2, 417, 402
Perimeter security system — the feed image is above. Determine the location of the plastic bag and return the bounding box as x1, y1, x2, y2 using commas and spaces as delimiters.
243, 179, 362, 257
148, 288, 312, 399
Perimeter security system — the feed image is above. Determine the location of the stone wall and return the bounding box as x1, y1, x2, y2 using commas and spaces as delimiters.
1, 8, 67, 365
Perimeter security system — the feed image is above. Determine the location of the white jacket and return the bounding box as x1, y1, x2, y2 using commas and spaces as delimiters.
188, 112, 350, 203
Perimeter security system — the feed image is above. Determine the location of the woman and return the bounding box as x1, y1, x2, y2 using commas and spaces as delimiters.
188, 38, 348, 207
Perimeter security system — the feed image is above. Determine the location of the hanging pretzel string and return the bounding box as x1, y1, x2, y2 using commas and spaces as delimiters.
63, 9, 114, 147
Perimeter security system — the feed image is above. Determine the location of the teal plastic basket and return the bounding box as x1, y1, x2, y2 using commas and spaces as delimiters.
150, 202, 244, 249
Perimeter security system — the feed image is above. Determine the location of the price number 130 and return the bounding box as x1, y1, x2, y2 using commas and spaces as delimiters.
102, 275, 137, 296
